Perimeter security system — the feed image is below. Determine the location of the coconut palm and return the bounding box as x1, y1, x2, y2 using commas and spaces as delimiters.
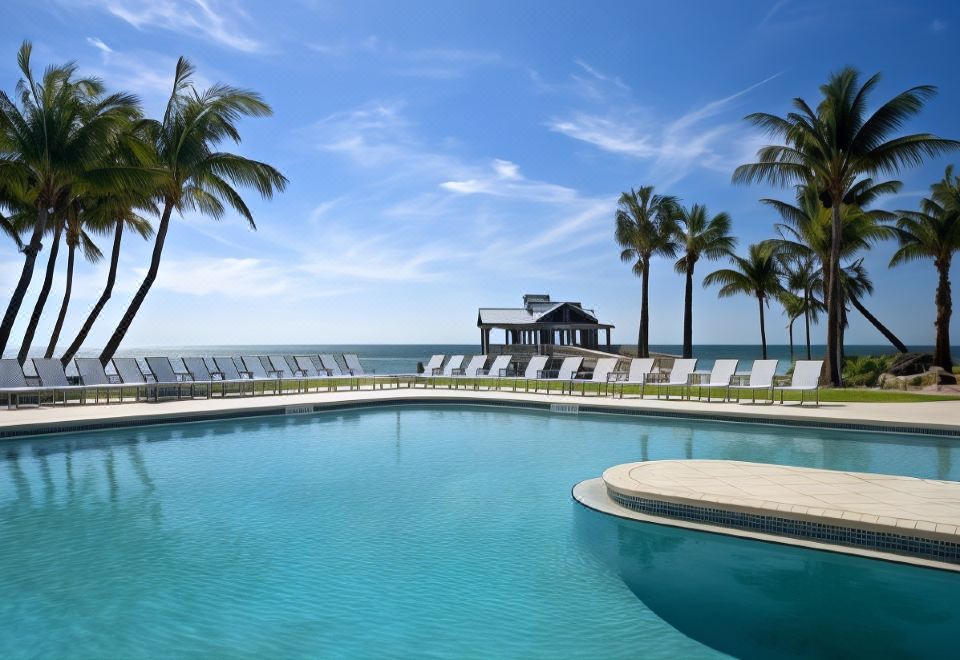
762, 180, 906, 353
615, 186, 679, 358
59, 195, 152, 366
781, 292, 806, 361
0, 41, 142, 356
778, 254, 822, 360
44, 198, 106, 358
734, 67, 959, 385
673, 204, 735, 358
15, 213, 63, 363
98, 58, 288, 364
890, 166, 960, 371
838, 258, 906, 357
704, 243, 783, 359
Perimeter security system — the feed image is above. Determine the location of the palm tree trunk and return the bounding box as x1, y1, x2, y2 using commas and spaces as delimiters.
61, 221, 123, 366
0, 206, 50, 355
639, 258, 650, 358
17, 222, 62, 364
45, 242, 75, 358
825, 201, 843, 386
758, 296, 767, 360
99, 202, 173, 365
682, 265, 694, 359
848, 295, 908, 353
788, 318, 795, 362
934, 257, 953, 371
803, 289, 812, 360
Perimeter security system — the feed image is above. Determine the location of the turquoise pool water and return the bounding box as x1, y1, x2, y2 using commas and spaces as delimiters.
1, 405, 958, 658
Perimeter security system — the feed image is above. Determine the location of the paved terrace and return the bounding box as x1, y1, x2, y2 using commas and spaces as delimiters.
576, 459, 960, 571
1, 387, 959, 437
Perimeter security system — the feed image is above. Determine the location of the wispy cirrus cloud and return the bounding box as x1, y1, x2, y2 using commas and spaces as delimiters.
546, 72, 782, 186
68, 0, 262, 52
85, 36, 112, 53
308, 35, 503, 79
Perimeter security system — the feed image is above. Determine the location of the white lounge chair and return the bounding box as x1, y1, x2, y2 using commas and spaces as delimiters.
570, 357, 619, 396
75, 357, 127, 403
343, 353, 373, 376
112, 357, 157, 401
146, 356, 198, 399
688, 359, 739, 402
498, 356, 548, 391
184, 356, 250, 397
727, 359, 779, 403
0, 359, 43, 408
529, 356, 583, 394
480, 355, 511, 377
610, 358, 656, 398
646, 358, 698, 399
420, 354, 445, 376
316, 354, 345, 377
211, 357, 256, 396
454, 355, 487, 377
33, 358, 88, 405
774, 360, 824, 405
442, 355, 465, 377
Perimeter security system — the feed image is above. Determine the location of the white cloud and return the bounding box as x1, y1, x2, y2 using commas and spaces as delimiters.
547, 72, 782, 186
931, 18, 947, 33
531, 59, 631, 102
440, 159, 578, 203
307, 36, 503, 79
70, 0, 262, 53
85, 37, 112, 53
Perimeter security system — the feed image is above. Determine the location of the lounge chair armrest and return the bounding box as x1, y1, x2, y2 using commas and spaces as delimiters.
267, 369, 283, 377
730, 374, 750, 386
451, 368, 466, 376
321, 368, 333, 376
773, 374, 791, 386
210, 369, 225, 381
643, 372, 667, 384
536, 369, 556, 379
429, 367, 442, 376
239, 370, 254, 379
606, 371, 628, 383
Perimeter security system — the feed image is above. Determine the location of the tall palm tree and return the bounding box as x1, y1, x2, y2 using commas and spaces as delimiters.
44, 198, 105, 358
0, 41, 141, 356
890, 166, 960, 371
59, 195, 153, 366
98, 58, 288, 364
734, 67, 958, 385
838, 258, 906, 357
15, 213, 63, 363
762, 181, 907, 353
704, 243, 783, 359
615, 186, 678, 358
673, 204, 735, 358
781, 292, 806, 361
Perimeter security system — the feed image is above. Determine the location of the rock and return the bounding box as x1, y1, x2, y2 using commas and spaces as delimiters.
924, 366, 957, 386
885, 353, 934, 377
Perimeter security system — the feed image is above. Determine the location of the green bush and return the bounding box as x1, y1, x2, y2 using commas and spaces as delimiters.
842, 355, 897, 388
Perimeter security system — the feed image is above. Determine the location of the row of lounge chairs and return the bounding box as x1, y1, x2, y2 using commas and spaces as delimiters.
0, 352, 824, 409
414, 354, 824, 405
0, 353, 378, 408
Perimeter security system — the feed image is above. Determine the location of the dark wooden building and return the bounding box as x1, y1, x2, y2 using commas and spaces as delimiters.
477, 294, 614, 353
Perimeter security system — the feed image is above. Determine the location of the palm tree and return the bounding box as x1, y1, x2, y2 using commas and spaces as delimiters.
704, 243, 783, 359
0, 41, 141, 356
673, 204, 735, 358
890, 166, 960, 371
762, 181, 907, 353
615, 186, 679, 358
15, 213, 63, 363
781, 292, 806, 361
59, 194, 153, 366
44, 198, 105, 358
734, 67, 958, 385
839, 258, 906, 357
98, 58, 287, 364
778, 254, 822, 360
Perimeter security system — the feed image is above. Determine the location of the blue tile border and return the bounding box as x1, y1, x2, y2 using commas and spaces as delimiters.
608, 490, 960, 564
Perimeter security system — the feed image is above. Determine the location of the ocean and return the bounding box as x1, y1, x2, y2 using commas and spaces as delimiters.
45, 343, 948, 377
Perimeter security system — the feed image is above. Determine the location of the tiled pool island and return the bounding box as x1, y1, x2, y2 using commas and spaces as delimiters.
575, 459, 960, 570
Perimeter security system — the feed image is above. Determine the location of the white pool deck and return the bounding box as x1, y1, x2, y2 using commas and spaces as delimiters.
1, 386, 960, 436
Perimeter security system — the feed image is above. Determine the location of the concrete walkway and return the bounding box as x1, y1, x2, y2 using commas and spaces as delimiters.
2, 387, 960, 436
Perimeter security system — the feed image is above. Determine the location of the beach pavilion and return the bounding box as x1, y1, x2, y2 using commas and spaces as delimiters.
477, 294, 614, 353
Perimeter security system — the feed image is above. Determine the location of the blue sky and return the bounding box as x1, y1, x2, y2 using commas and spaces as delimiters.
1, 0, 958, 348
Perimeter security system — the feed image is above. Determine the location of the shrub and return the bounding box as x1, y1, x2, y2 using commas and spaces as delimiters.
842, 355, 897, 388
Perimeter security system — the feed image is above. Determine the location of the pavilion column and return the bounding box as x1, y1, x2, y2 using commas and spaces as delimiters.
605, 328, 611, 347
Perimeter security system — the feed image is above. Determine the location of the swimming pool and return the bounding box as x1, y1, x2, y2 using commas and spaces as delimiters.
1, 404, 957, 657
